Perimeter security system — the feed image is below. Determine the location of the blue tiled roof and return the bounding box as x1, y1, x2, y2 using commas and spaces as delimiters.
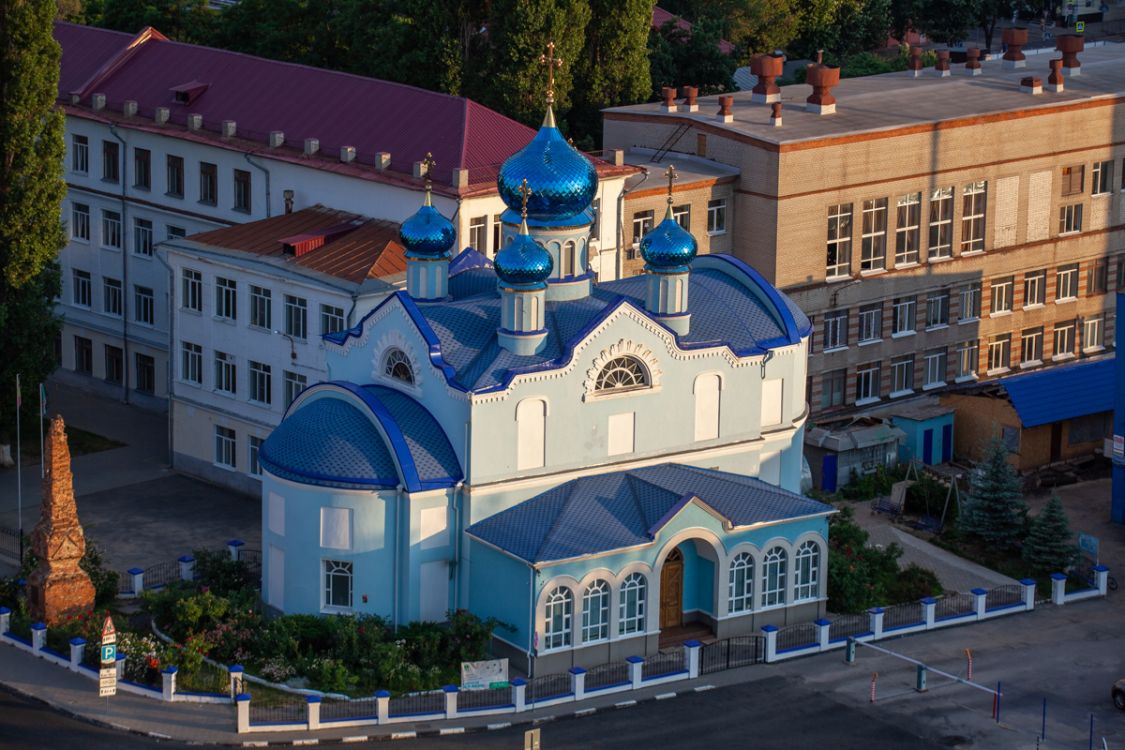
1001, 356, 1115, 428
260, 383, 462, 491
449, 247, 493, 276
466, 464, 833, 564
335, 253, 811, 393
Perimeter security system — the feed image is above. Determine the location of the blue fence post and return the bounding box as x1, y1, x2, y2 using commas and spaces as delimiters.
815, 619, 831, 649
867, 608, 884, 639
236, 693, 251, 733
569, 667, 586, 700
511, 678, 527, 712
1020, 578, 1037, 610
1093, 565, 1109, 596
68, 637, 86, 671
971, 588, 988, 619
0, 606, 10, 634
178, 555, 195, 582
30, 622, 46, 652
626, 656, 644, 688
162, 665, 178, 702
227, 539, 244, 561
128, 567, 144, 597
683, 640, 701, 678
761, 625, 779, 661
920, 597, 936, 628
1051, 572, 1067, 605
228, 664, 244, 698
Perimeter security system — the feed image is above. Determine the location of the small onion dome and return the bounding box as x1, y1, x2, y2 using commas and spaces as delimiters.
399, 201, 456, 259
497, 109, 598, 223
640, 209, 698, 273
494, 222, 553, 289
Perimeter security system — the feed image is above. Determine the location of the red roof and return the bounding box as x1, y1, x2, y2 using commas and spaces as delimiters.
651, 7, 736, 56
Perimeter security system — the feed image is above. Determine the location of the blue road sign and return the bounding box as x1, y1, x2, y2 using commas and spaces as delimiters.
101, 644, 117, 664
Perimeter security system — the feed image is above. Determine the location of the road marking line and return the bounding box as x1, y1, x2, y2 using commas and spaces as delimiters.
487, 722, 511, 730
340, 738, 368, 744
533, 716, 557, 725
391, 731, 417, 740
241, 743, 268, 748
655, 692, 676, 700
440, 727, 465, 735
292, 741, 319, 747
148, 732, 172, 740
615, 700, 637, 708
575, 708, 596, 717
694, 685, 715, 692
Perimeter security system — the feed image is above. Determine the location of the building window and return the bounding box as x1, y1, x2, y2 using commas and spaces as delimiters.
167, 225, 186, 240
72, 134, 88, 173
133, 147, 151, 189
826, 203, 853, 278
320, 304, 345, 335
181, 341, 203, 384
73, 336, 93, 375
924, 348, 946, 387
133, 218, 153, 256
1023, 270, 1046, 307
543, 587, 573, 649
102, 140, 119, 182
858, 304, 882, 343
1054, 321, 1075, 359
892, 296, 916, 335
581, 580, 610, 643
632, 210, 654, 245
323, 560, 352, 610
960, 181, 987, 253
248, 436, 263, 476
618, 573, 646, 635
895, 192, 921, 265
925, 290, 949, 328
990, 276, 1013, 314
214, 351, 237, 395
761, 547, 787, 608
823, 310, 848, 350
71, 203, 90, 241
594, 356, 648, 393
860, 198, 888, 272
491, 214, 503, 255
1020, 327, 1043, 365
101, 209, 122, 249
216, 277, 237, 320
469, 216, 487, 252
249, 361, 272, 405
590, 200, 600, 241
794, 541, 820, 601
134, 353, 155, 394
960, 282, 981, 321
133, 285, 154, 325
672, 204, 691, 230
166, 154, 184, 197
856, 362, 880, 403
249, 285, 271, 329
1061, 164, 1084, 196
1058, 204, 1083, 234
559, 240, 576, 277
987, 333, 1011, 372
927, 187, 953, 259
233, 169, 252, 212
1092, 160, 1113, 195
72, 270, 91, 307
1083, 316, 1104, 351
707, 199, 727, 234
199, 162, 217, 205
104, 345, 123, 385
182, 269, 202, 312
821, 369, 846, 409
283, 370, 307, 407
284, 295, 307, 339
382, 348, 415, 385
1087, 258, 1108, 295
890, 355, 914, 395
728, 552, 754, 614
1056, 264, 1078, 301
103, 277, 122, 316
956, 341, 978, 379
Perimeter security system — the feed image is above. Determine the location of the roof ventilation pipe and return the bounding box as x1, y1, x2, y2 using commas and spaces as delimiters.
91, 93, 106, 110
661, 87, 678, 112
268, 131, 285, 148
340, 146, 356, 163
221, 120, 237, 138
303, 138, 319, 157
908, 47, 924, 78
681, 86, 699, 112
154, 107, 169, 125
1047, 59, 1065, 93
964, 47, 982, 76
375, 152, 391, 171
934, 50, 951, 78
805, 52, 840, 115
187, 113, 203, 131
750, 51, 783, 104
770, 101, 783, 128
1002, 27, 1028, 69
123, 100, 138, 117
1056, 34, 1083, 77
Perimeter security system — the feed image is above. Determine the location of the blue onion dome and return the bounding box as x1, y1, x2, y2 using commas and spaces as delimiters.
494, 219, 553, 288
497, 108, 598, 222
641, 205, 698, 273
399, 195, 456, 259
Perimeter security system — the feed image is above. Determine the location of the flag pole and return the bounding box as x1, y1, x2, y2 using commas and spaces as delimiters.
15, 374, 22, 565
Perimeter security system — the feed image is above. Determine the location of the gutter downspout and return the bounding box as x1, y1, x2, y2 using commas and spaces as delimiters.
154, 247, 175, 467
109, 122, 129, 404
244, 153, 272, 218
617, 168, 651, 281
450, 480, 464, 612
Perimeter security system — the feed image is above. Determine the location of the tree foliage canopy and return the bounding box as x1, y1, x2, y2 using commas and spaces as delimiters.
1021, 494, 1079, 574
959, 436, 1028, 551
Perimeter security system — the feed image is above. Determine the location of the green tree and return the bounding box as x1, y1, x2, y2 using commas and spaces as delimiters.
1021, 494, 1079, 574
0, 0, 68, 451
210, 0, 348, 71
959, 436, 1028, 551
100, 0, 216, 44
648, 14, 736, 97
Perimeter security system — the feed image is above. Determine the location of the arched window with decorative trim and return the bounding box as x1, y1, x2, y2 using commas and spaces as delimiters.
595, 356, 649, 393
728, 552, 754, 614
794, 540, 820, 601
543, 587, 573, 649
382, 348, 414, 385
761, 546, 787, 608
581, 579, 610, 643
618, 573, 646, 635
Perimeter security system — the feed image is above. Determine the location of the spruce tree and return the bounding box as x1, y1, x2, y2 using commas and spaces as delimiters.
0, 0, 67, 455
1021, 494, 1079, 574
958, 436, 1028, 551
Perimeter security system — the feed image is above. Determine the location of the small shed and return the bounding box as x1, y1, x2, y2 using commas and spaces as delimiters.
805, 417, 906, 493
868, 396, 956, 466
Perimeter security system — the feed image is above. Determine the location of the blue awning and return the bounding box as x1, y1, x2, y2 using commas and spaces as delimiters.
1002, 357, 1115, 428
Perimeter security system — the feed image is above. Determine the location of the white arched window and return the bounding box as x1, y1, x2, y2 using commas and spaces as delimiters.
382, 348, 414, 385
515, 398, 546, 470
595, 356, 649, 393
543, 587, 573, 649
728, 552, 754, 614
581, 579, 610, 643
561, 240, 576, 277
618, 573, 646, 635
761, 547, 787, 608
693, 373, 721, 441
794, 540, 820, 601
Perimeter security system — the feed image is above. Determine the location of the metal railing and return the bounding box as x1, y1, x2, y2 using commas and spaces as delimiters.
457, 685, 513, 712
985, 584, 1024, 611
642, 649, 685, 679
526, 673, 572, 703
320, 697, 379, 723
934, 592, 976, 620
248, 700, 306, 726
699, 635, 764, 674
144, 559, 180, 590
882, 601, 925, 631
584, 661, 629, 691
776, 622, 818, 652
387, 690, 444, 718
828, 613, 869, 642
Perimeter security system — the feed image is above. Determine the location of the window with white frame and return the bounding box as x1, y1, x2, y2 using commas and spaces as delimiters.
858, 304, 882, 343
383, 348, 415, 385
1054, 321, 1075, 358
728, 552, 754, 614
672, 204, 691, 230
102, 140, 119, 182
925, 290, 949, 328
491, 214, 503, 255
249, 360, 272, 405
1083, 316, 1104, 351
707, 199, 727, 234
72, 270, 91, 307
1091, 160, 1113, 195
988, 333, 1011, 372
133, 218, 153, 256
249, 436, 263, 476
469, 216, 487, 252
214, 351, 236, 395
1058, 204, 1083, 234
71, 203, 90, 241
860, 198, 887, 272
182, 269, 202, 312
823, 310, 848, 350
135, 353, 154, 394
199, 162, 217, 205
927, 187, 953, 259
233, 169, 252, 212
794, 541, 820, 601
134, 285, 154, 325
821, 369, 846, 409
960, 181, 987, 253
891, 355, 914, 395
181, 341, 202, 384
956, 341, 979, 379
320, 304, 345, 335
892, 296, 916, 335
761, 547, 787, 608
167, 225, 186, 240
250, 286, 271, 329
826, 203, 853, 278
594, 356, 649, 393
924, 348, 947, 387
618, 573, 646, 635
72, 134, 88, 173
632, 210, 654, 244
581, 580, 610, 643
1023, 270, 1046, 307
589, 202, 599, 241
283, 370, 307, 407
543, 587, 573, 649
214, 425, 236, 468
1056, 264, 1078, 301
215, 277, 237, 320
323, 560, 352, 610
1020, 327, 1043, 365
990, 277, 1013, 314
856, 362, 880, 403
960, 282, 981, 321
103, 277, 122, 317
101, 209, 122, 249
284, 295, 307, 339
895, 192, 921, 265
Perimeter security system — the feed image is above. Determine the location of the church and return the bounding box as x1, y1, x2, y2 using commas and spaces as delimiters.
258, 57, 833, 675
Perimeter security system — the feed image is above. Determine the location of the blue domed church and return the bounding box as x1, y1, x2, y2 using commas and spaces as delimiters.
259, 71, 832, 674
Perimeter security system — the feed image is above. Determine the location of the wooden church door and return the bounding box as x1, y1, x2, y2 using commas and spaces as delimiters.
660, 548, 684, 629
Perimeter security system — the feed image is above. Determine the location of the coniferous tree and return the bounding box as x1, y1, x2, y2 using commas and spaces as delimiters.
1021, 494, 1079, 574
959, 436, 1028, 551
0, 0, 67, 457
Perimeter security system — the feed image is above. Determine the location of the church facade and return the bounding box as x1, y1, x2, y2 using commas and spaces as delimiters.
258, 78, 832, 674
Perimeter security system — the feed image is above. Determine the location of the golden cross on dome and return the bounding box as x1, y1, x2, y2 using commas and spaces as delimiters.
517, 178, 532, 219
664, 164, 678, 205
421, 152, 436, 198
539, 41, 563, 105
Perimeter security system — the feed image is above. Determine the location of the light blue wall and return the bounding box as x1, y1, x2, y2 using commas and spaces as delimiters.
892, 414, 954, 465
680, 542, 714, 615
467, 541, 532, 649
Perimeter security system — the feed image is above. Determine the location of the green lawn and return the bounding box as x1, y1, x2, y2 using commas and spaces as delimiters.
12, 415, 124, 463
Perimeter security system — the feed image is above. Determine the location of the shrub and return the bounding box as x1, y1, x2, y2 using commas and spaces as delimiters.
191, 548, 256, 596
79, 541, 120, 607
889, 564, 943, 602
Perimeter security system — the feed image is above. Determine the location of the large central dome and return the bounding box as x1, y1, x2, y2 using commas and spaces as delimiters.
497, 110, 598, 224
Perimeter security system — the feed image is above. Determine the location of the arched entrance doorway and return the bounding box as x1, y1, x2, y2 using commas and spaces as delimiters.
659, 548, 684, 629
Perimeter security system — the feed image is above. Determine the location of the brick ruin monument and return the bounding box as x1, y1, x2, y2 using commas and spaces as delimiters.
27, 416, 95, 624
